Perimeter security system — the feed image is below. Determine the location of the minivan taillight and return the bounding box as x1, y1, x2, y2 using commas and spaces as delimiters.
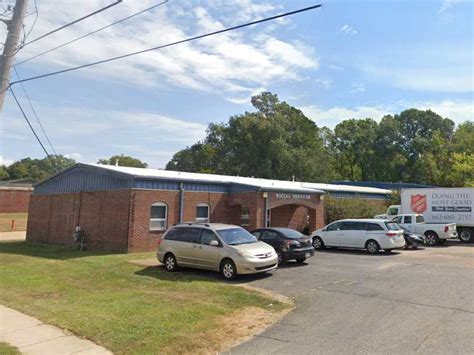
386, 232, 397, 237
444, 226, 449, 233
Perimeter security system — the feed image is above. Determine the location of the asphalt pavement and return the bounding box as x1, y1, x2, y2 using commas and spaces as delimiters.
227, 241, 474, 354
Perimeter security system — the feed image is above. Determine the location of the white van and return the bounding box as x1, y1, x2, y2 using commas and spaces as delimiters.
311, 219, 405, 254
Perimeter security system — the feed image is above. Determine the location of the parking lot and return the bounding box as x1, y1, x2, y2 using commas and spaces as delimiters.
228, 241, 474, 354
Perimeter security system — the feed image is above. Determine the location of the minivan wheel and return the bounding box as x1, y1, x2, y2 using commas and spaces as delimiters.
221, 259, 237, 280
164, 253, 178, 272
366, 240, 380, 254
313, 236, 324, 250
425, 232, 439, 246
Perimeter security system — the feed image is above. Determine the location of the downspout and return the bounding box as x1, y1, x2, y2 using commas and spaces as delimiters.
263, 191, 268, 227
179, 182, 184, 223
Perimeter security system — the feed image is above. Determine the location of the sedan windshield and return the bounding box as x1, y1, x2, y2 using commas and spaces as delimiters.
217, 228, 257, 245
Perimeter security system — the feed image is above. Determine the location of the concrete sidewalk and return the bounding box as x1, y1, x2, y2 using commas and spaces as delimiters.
0, 305, 112, 355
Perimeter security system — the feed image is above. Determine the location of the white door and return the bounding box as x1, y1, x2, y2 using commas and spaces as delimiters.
340, 222, 367, 248
323, 222, 342, 246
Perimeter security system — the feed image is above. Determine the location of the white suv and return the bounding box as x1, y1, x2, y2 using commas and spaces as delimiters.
311, 219, 405, 254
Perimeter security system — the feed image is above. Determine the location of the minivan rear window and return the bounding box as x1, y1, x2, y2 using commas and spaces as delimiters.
367, 223, 384, 231
385, 222, 400, 231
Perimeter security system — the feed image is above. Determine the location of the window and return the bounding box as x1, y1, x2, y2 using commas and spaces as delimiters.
416, 215, 425, 223
394, 216, 403, 223
341, 222, 366, 231
327, 222, 341, 231
367, 223, 384, 231
164, 227, 181, 241
150, 202, 167, 231
385, 222, 401, 231
196, 203, 210, 222
216, 227, 257, 245
404, 216, 412, 224
388, 207, 399, 215
241, 207, 250, 226
261, 230, 279, 241
180, 228, 201, 243
201, 229, 220, 246
251, 230, 262, 238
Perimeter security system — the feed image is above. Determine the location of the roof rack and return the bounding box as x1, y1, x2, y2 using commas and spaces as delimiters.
172, 222, 211, 227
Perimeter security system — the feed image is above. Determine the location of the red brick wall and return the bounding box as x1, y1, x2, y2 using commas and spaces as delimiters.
127, 189, 180, 252
27, 190, 131, 252
0, 188, 32, 213
228, 192, 265, 230
270, 205, 309, 231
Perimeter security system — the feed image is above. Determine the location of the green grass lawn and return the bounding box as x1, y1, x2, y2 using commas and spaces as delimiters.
0, 242, 286, 354
0, 213, 28, 232
0, 342, 21, 355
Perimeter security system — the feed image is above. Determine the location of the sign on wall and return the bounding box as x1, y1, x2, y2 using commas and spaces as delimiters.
275, 193, 311, 200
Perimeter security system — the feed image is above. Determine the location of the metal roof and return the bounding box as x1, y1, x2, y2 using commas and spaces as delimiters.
66, 163, 390, 195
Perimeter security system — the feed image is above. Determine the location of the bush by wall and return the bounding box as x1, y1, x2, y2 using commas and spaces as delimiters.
324, 196, 387, 224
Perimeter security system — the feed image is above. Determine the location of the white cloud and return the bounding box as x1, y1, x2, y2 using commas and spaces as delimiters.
1, 99, 207, 168
365, 66, 473, 93
15, 0, 318, 95
408, 100, 474, 123
300, 99, 473, 128
300, 105, 391, 128
0, 156, 14, 167
338, 24, 358, 35
349, 82, 365, 94
439, 0, 462, 13
227, 87, 266, 105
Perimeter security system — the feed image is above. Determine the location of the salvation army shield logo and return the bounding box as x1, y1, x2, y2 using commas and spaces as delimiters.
411, 194, 427, 214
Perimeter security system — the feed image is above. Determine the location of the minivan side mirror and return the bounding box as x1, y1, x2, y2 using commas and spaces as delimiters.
209, 240, 219, 247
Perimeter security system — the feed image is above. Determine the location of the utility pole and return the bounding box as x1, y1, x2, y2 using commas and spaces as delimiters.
0, 0, 29, 111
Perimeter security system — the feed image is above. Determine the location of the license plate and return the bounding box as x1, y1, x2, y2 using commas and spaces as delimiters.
305, 252, 311, 258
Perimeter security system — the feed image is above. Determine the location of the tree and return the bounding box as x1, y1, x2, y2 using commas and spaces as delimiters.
332, 119, 378, 181
452, 121, 474, 154
5, 155, 76, 181
0, 165, 9, 180
97, 154, 148, 168
166, 92, 335, 182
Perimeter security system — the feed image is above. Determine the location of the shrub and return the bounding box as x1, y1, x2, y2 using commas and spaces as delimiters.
324, 196, 387, 224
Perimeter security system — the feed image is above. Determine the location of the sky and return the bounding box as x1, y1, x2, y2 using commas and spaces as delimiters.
1, 0, 473, 168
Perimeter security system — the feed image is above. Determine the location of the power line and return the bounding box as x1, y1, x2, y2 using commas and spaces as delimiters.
13, 65, 58, 156
10, 3, 322, 86
17, 0, 169, 66
22, 0, 123, 47
9, 86, 59, 172
22, 0, 38, 44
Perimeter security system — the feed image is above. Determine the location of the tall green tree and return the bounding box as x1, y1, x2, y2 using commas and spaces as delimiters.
5, 155, 76, 181
97, 154, 148, 168
166, 92, 334, 182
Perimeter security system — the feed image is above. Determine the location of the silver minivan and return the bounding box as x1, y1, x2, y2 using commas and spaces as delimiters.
157, 223, 278, 280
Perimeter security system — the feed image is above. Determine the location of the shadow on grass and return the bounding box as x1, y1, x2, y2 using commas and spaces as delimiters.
0, 241, 112, 260
135, 264, 275, 285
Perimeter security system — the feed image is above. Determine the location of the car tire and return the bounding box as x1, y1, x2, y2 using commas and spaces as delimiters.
220, 259, 237, 280
366, 240, 380, 254
295, 257, 306, 263
164, 253, 178, 272
313, 236, 324, 250
277, 251, 284, 265
424, 232, 439, 246
459, 228, 473, 243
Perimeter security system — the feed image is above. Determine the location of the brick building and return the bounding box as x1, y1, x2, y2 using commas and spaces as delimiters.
27, 164, 390, 252
0, 184, 33, 213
